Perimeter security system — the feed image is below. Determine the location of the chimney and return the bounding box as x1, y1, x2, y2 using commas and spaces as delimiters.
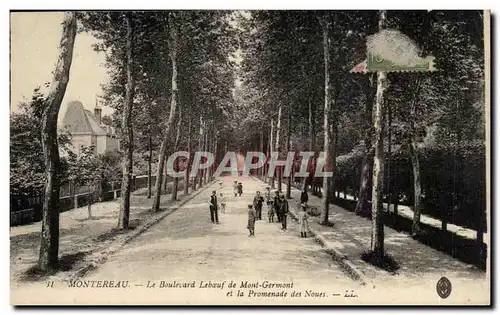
94, 98, 102, 125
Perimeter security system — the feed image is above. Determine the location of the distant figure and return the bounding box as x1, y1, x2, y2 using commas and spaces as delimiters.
237, 182, 243, 196
279, 194, 289, 231
247, 204, 256, 237
273, 191, 281, 222
253, 191, 264, 220
209, 191, 219, 224
300, 188, 309, 207
219, 193, 226, 214
265, 187, 271, 204
297, 204, 309, 238
233, 181, 238, 197
267, 197, 275, 223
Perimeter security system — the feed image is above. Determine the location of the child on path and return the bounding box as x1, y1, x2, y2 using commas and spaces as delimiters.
267, 197, 275, 223
297, 204, 309, 238
265, 187, 271, 203
237, 182, 243, 196
233, 181, 238, 197
219, 193, 226, 214
247, 204, 256, 237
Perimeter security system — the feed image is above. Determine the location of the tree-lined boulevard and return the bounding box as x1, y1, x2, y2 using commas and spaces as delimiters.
10, 10, 488, 305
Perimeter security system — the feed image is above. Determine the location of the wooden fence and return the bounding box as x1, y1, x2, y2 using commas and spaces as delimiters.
10, 174, 159, 227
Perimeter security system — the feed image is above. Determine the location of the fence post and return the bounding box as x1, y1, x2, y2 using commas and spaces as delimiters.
74, 193, 78, 210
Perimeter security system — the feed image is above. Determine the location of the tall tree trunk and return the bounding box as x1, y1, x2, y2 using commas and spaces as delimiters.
207, 131, 211, 182
277, 166, 283, 192
38, 12, 77, 271
152, 16, 179, 212
118, 13, 136, 228
257, 128, 264, 180
201, 125, 206, 186
209, 130, 214, 180
286, 105, 292, 199
303, 98, 314, 190
355, 75, 375, 215
197, 118, 204, 189
203, 130, 209, 184
370, 10, 387, 256
328, 122, 338, 201
162, 157, 168, 194
355, 151, 374, 215
275, 104, 282, 191
269, 119, 274, 187
87, 184, 93, 219
147, 128, 152, 199
386, 102, 392, 211
409, 134, 421, 236
213, 135, 218, 180
184, 112, 192, 195
211, 130, 215, 180
172, 105, 182, 201
318, 15, 333, 225
409, 13, 432, 236
409, 76, 424, 236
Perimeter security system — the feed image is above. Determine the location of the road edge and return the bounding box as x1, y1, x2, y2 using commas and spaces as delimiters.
250, 175, 367, 286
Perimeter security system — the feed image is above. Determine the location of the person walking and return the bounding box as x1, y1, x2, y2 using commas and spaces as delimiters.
265, 187, 271, 203
237, 182, 243, 196
297, 204, 309, 238
247, 204, 256, 237
300, 188, 309, 207
233, 181, 238, 197
253, 191, 264, 220
267, 197, 275, 223
219, 192, 226, 214
273, 191, 281, 223
279, 194, 289, 231
209, 191, 219, 224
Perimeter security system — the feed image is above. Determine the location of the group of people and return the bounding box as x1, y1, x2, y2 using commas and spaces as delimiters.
247, 186, 310, 238
233, 181, 243, 197
209, 181, 310, 239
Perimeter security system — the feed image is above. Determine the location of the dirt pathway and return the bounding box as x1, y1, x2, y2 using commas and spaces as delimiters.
11, 176, 359, 305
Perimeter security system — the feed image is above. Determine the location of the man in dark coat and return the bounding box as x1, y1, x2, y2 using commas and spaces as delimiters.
253, 191, 264, 220
300, 188, 309, 206
237, 182, 243, 196
209, 191, 219, 224
279, 194, 289, 231
273, 191, 281, 222
247, 204, 256, 237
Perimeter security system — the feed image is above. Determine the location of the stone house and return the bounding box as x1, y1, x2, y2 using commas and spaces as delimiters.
57, 100, 119, 155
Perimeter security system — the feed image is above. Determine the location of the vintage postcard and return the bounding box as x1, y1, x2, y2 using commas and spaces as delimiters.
9, 9, 490, 305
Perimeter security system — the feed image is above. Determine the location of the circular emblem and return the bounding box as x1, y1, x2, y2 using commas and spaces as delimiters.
436, 277, 452, 299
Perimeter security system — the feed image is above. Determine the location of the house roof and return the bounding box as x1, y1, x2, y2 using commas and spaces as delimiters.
58, 100, 106, 135
84, 110, 106, 134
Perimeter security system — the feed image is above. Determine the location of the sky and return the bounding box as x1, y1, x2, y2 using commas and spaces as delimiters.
10, 11, 250, 117
10, 12, 112, 116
